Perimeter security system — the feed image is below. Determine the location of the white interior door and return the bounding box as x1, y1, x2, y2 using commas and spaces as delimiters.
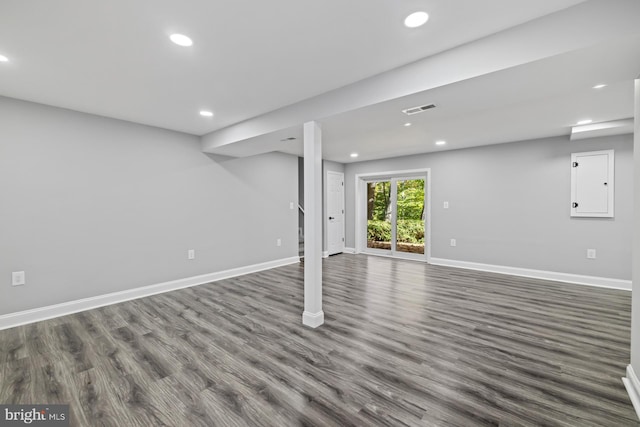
327, 171, 345, 255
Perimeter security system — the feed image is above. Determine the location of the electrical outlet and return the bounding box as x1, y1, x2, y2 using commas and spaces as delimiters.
444, 201, 449, 209
188, 249, 195, 260
12, 271, 25, 286
450, 239, 456, 247
276, 238, 282, 247
587, 249, 596, 259
289, 202, 294, 210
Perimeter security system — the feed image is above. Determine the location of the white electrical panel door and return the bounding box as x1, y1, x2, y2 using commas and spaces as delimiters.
570, 150, 614, 218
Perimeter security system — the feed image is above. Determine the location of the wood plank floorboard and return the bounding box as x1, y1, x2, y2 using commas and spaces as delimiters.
0, 254, 637, 426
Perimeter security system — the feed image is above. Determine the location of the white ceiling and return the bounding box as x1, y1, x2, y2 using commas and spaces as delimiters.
202, 0, 640, 157
318, 36, 640, 162
0, 0, 586, 135
211, 34, 640, 162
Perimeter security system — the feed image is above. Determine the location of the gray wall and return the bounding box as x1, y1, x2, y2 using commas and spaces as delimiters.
0, 97, 299, 316
345, 134, 633, 279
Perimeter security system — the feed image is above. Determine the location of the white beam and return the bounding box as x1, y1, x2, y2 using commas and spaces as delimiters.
570, 118, 634, 141
302, 121, 324, 328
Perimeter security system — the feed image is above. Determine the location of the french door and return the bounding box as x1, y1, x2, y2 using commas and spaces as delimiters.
364, 176, 426, 260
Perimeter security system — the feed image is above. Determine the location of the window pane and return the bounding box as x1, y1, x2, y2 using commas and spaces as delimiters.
395, 179, 425, 254
367, 181, 392, 251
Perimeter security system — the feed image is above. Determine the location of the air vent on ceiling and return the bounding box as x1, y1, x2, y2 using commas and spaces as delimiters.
280, 137, 297, 142
402, 104, 436, 116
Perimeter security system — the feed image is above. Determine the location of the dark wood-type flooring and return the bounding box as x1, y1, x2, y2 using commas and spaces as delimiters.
0, 254, 637, 426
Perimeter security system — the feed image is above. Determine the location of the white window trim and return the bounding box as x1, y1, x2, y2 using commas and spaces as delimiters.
354, 168, 432, 262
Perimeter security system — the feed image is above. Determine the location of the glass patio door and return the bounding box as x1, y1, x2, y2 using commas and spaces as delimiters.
365, 176, 426, 259
366, 180, 392, 252
395, 178, 425, 255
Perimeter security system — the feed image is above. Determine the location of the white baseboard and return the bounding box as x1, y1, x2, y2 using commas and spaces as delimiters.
429, 258, 631, 290
624, 365, 640, 421
302, 310, 325, 328
360, 250, 428, 263
344, 247, 356, 254
0, 256, 300, 331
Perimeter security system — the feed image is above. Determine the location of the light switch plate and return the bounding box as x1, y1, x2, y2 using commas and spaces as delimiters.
12, 271, 25, 286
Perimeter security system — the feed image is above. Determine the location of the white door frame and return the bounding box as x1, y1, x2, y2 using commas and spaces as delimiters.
325, 171, 345, 256
354, 168, 431, 262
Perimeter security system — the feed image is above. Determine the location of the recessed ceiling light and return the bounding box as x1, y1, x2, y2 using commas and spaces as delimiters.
199, 110, 214, 117
404, 122, 412, 127
0, 54, 8, 62
170, 34, 193, 47
577, 119, 592, 125
404, 12, 429, 28
593, 84, 607, 89
435, 140, 446, 146
350, 153, 359, 158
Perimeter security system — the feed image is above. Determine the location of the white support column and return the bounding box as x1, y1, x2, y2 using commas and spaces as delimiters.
302, 121, 324, 328
625, 79, 640, 419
